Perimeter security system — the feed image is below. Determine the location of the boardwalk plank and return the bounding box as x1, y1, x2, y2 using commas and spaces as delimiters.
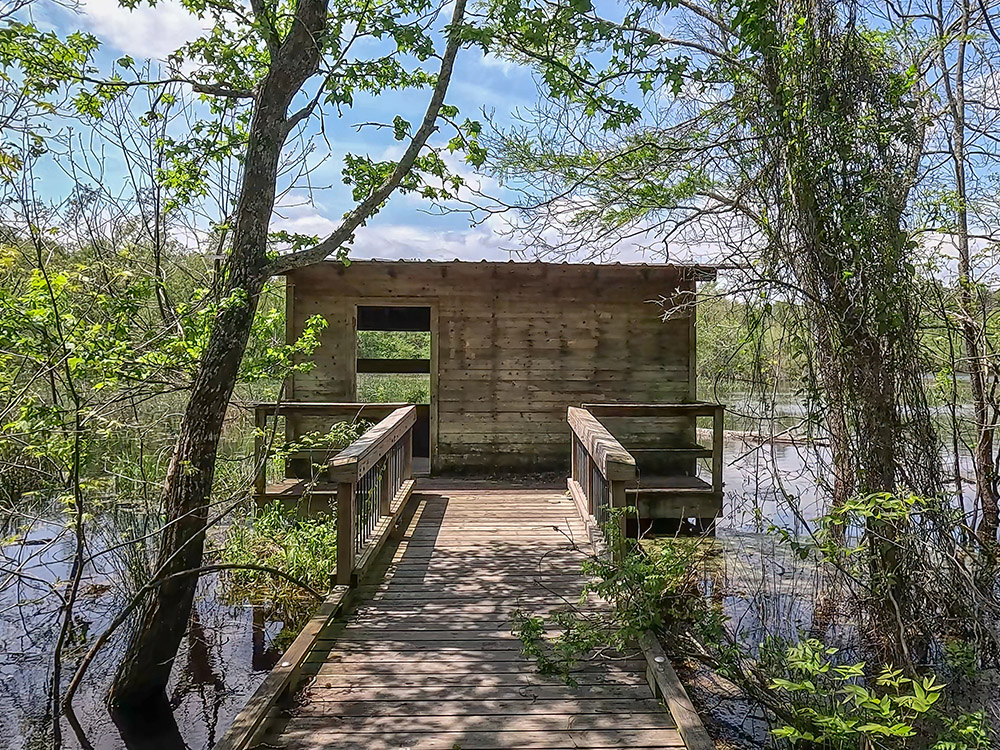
290, 697, 665, 718
275, 727, 684, 749
282, 712, 675, 731
270, 487, 685, 750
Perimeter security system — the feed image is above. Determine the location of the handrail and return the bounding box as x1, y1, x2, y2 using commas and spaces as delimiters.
567, 406, 637, 481
582, 402, 725, 496
329, 406, 416, 481
567, 407, 636, 544
251, 401, 409, 494
582, 402, 722, 417
215, 405, 418, 750
329, 406, 417, 585
249, 400, 408, 417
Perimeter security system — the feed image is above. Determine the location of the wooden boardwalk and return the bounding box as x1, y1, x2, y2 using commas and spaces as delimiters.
262, 481, 685, 749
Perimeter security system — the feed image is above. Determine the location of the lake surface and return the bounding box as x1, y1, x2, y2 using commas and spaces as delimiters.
0, 508, 285, 750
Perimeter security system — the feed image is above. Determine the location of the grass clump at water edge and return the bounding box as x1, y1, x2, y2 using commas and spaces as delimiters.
218, 500, 338, 630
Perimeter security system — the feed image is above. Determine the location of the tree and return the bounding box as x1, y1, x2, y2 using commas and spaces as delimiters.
485, 0, 941, 505
88, 0, 478, 711
906, 0, 1000, 544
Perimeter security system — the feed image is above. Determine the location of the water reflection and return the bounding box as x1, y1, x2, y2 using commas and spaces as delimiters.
682, 437, 992, 746
0, 506, 282, 750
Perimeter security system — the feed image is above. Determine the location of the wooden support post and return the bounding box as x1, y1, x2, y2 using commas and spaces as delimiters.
337, 481, 356, 586
570, 434, 578, 486
379, 460, 392, 516
403, 429, 413, 479
253, 408, 267, 496
712, 406, 724, 496
610, 478, 628, 558
702, 406, 725, 538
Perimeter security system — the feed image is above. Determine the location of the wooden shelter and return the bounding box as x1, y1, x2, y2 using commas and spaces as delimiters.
256, 259, 723, 527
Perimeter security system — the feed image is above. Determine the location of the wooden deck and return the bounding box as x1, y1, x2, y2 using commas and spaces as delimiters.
258, 481, 686, 749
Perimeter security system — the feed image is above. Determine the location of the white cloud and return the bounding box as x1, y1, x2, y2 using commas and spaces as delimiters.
920, 232, 1000, 285
271, 208, 513, 261
272, 204, 340, 239
349, 222, 512, 261
269, 191, 511, 260
78, 0, 209, 60
478, 50, 520, 77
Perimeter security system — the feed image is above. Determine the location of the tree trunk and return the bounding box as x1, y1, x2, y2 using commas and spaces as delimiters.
941, 3, 999, 544
107, 273, 265, 709
108, 0, 329, 710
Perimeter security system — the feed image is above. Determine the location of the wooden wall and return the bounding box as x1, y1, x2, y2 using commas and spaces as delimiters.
284, 261, 708, 473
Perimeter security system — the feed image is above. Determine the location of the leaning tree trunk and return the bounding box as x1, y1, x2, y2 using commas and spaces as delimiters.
107, 270, 267, 710
107, 0, 329, 710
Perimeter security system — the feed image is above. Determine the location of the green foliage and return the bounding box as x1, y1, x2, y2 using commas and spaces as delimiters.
357, 331, 430, 359
512, 502, 996, 747
510, 609, 607, 684
481, 0, 689, 132
772, 492, 1000, 690
262, 421, 368, 485
354, 330, 432, 403
356, 374, 430, 404
219, 500, 338, 611
0, 238, 318, 508
765, 639, 989, 749
0, 20, 101, 167
511, 510, 719, 682
697, 284, 809, 387
278, 422, 367, 454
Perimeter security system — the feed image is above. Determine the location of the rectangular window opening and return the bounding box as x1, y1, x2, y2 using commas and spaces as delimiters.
355, 306, 432, 461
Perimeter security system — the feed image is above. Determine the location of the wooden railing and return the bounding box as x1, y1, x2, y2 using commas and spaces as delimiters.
583, 402, 725, 498
250, 401, 407, 495
567, 406, 637, 544
566, 405, 719, 750
215, 405, 418, 750
329, 405, 417, 586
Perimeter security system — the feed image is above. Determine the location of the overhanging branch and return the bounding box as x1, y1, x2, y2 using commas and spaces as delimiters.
266, 0, 469, 275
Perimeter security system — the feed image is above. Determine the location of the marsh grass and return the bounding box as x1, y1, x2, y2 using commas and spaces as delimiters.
218, 500, 338, 629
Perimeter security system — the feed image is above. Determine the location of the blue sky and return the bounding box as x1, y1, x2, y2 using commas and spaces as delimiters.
23, 0, 691, 264
27, 0, 650, 263
19, 0, 994, 277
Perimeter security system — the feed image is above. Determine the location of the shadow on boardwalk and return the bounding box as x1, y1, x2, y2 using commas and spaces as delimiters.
260, 483, 685, 750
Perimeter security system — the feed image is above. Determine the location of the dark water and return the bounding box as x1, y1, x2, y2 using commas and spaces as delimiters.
0, 510, 287, 750
680, 436, 1000, 747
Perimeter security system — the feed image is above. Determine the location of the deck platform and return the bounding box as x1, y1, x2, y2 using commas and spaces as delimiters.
258, 481, 687, 749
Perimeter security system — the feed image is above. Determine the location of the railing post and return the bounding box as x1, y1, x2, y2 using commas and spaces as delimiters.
337, 481, 356, 586
403, 428, 413, 479
587, 451, 607, 523
712, 406, 724, 495
610, 478, 628, 559
379, 459, 392, 516
570, 433, 578, 485
253, 407, 267, 496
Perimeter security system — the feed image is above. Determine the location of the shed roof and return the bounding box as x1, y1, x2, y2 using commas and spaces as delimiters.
284, 258, 719, 281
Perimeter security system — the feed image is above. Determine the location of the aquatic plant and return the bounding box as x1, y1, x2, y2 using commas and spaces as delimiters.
219, 500, 338, 618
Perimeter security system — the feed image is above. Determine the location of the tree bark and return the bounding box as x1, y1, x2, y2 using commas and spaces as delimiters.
938, 0, 999, 544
